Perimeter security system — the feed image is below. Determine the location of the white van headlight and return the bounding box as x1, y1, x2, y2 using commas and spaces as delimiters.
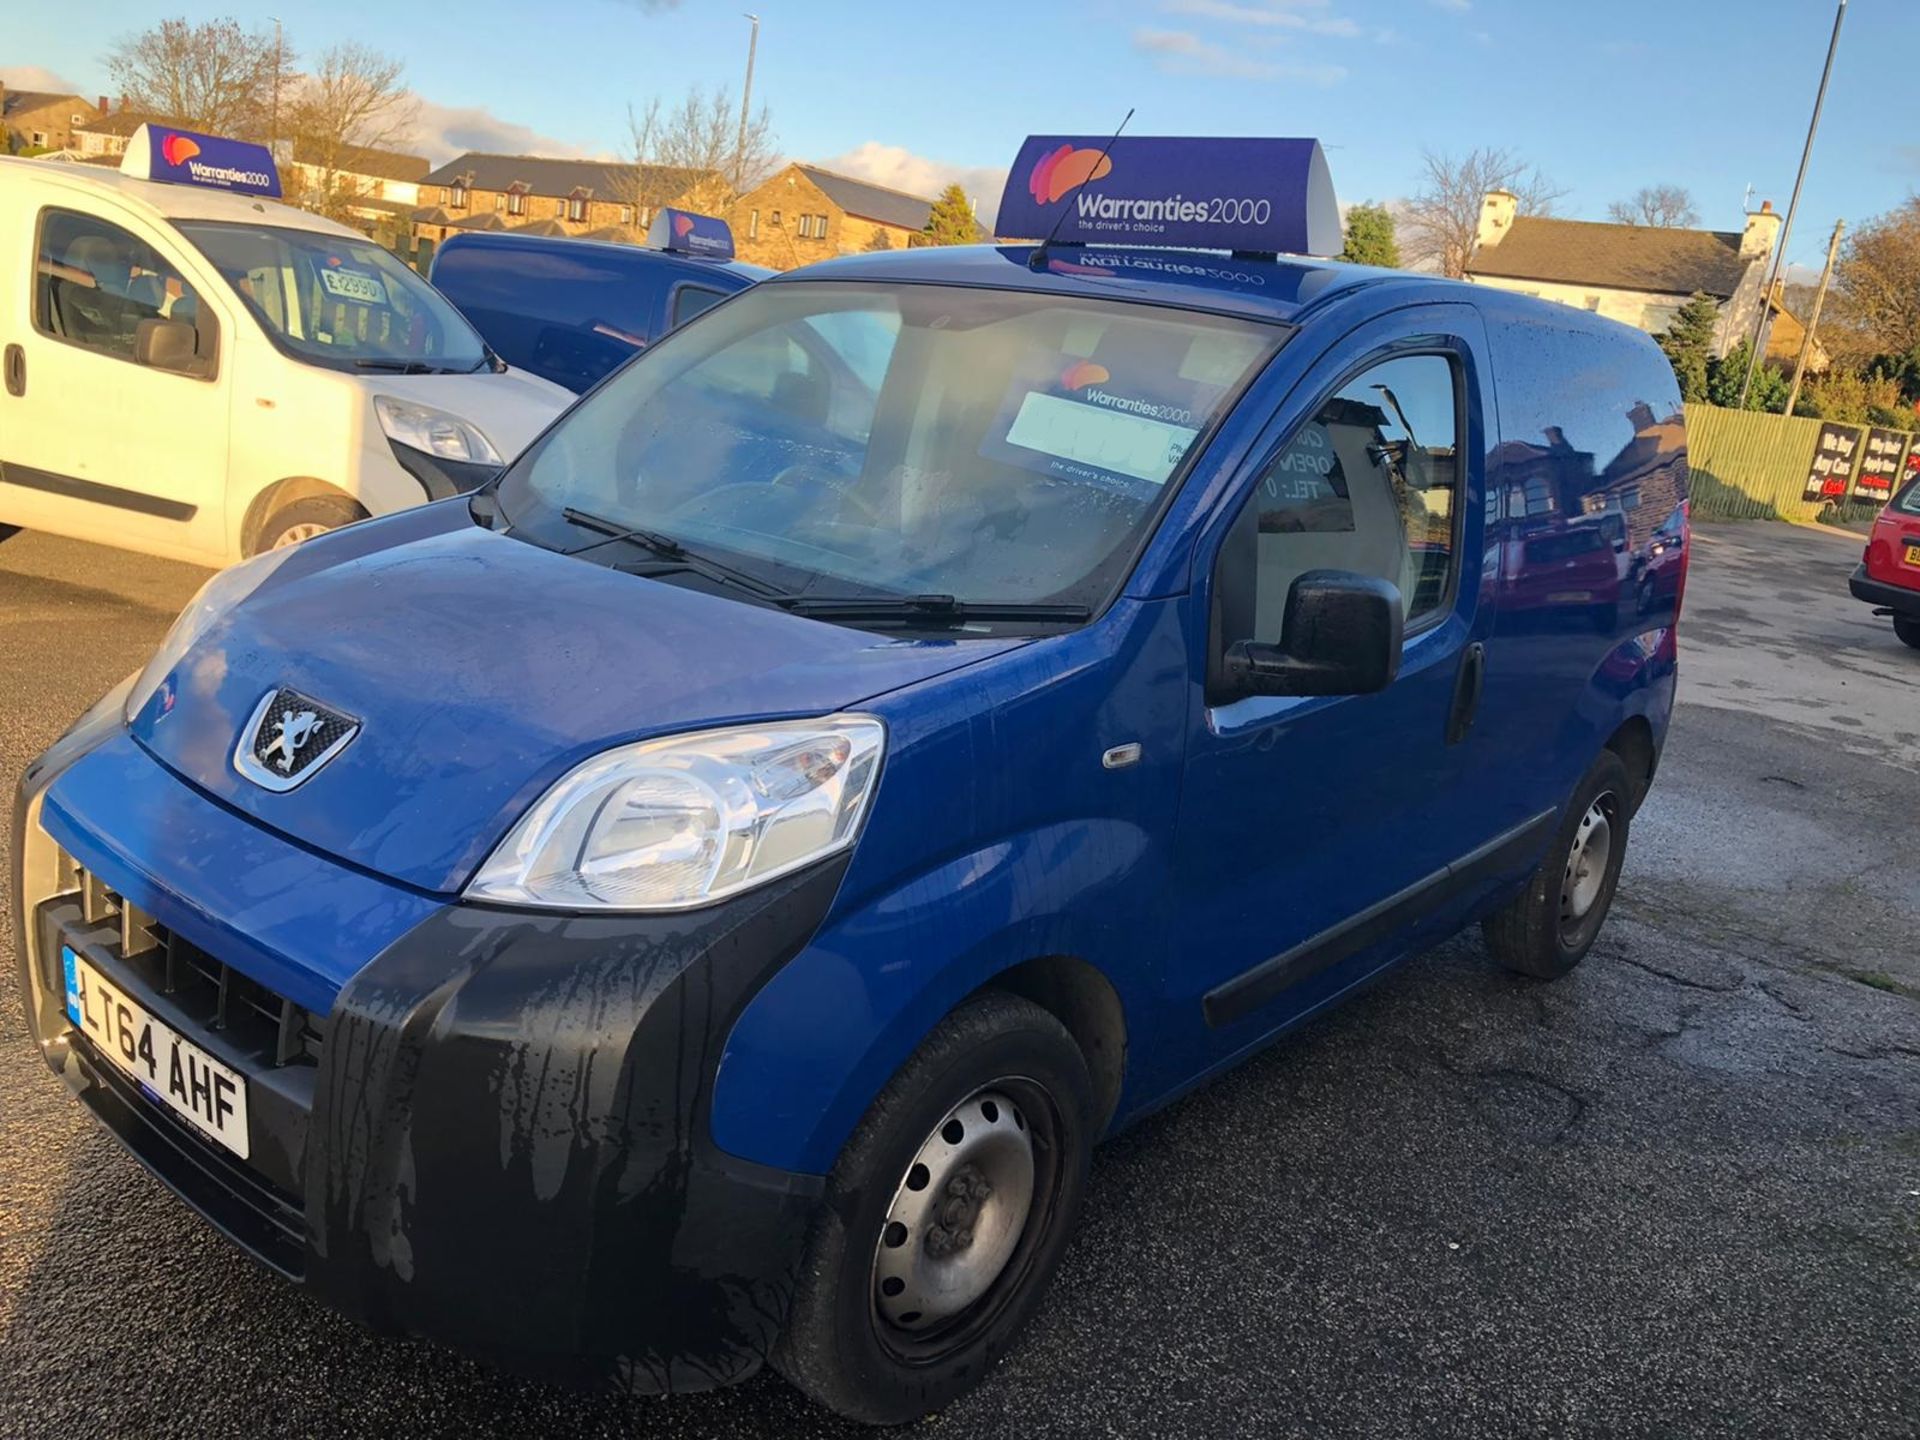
373, 395, 502, 465
124, 547, 294, 724
467, 716, 886, 911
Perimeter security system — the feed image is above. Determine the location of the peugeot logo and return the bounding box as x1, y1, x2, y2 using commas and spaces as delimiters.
235, 687, 359, 792
265, 709, 321, 772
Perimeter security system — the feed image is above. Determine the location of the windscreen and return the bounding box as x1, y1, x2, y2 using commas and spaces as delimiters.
498, 281, 1281, 611
178, 221, 488, 374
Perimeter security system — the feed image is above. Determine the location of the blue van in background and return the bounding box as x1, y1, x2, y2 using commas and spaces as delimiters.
15, 138, 1689, 1424
431, 209, 768, 394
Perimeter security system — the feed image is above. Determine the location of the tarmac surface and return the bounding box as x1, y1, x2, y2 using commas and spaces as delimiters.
1, 518, 1915, 1438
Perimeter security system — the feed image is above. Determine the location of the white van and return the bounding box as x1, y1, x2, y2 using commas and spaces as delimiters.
0, 127, 570, 563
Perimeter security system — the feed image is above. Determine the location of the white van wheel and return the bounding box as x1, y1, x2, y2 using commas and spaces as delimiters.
252, 496, 366, 555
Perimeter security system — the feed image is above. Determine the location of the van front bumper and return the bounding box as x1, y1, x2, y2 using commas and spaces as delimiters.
14, 713, 841, 1395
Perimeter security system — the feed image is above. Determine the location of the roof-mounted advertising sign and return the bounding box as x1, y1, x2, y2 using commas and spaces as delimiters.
647, 208, 735, 260
120, 123, 283, 199
995, 135, 1340, 257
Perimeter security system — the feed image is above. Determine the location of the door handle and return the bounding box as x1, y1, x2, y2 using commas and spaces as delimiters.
1446, 641, 1485, 746
3, 344, 22, 398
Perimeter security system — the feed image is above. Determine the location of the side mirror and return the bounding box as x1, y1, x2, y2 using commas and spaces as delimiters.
1222, 570, 1403, 698
134, 317, 200, 375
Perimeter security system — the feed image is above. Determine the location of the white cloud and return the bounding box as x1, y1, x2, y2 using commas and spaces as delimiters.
1, 65, 88, 97
1133, 28, 1348, 84
817, 141, 1010, 230
1165, 0, 1362, 38
405, 97, 605, 166
1429, 0, 1472, 10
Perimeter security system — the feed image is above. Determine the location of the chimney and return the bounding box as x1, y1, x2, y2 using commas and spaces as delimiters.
97, 95, 109, 116
1475, 189, 1518, 255
1742, 199, 1781, 260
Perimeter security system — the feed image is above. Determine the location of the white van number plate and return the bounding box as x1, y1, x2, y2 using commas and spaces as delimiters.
63, 947, 250, 1158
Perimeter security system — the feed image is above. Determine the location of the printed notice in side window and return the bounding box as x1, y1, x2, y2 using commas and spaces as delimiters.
1258, 423, 1354, 533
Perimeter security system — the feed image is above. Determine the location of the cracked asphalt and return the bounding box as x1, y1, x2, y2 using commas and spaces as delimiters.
2, 519, 1917, 1438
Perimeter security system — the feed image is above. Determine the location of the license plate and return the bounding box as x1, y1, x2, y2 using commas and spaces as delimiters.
62, 947, 249, 1158
1904, 543, 1920, 567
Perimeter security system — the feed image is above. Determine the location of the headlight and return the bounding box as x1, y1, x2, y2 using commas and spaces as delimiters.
467, 716, 886, 911
124, 547, 294, 725
373, 395, 502, 465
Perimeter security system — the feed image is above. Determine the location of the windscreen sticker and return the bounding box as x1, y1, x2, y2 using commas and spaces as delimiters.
982, 339, 1226, 498
318, 266, 390, 306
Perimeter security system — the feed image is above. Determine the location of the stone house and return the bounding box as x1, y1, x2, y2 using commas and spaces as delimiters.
2, 85, 103, 153
731, 164, 938, 269
283, 141, 429, 227
1464, 190, 1781, 356
412, 153, 724, 250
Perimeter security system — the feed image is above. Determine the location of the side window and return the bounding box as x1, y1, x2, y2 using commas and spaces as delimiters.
1242, 352, 1460, 637
670, 285, 726, 329
33, 208, 216, 375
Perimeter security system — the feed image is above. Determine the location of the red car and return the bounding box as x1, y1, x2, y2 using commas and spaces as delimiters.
1850, 477, 1920, 650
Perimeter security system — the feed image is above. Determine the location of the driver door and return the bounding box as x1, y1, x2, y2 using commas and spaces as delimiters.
1168, 304, 1524, 1045
4, 203, 231, 558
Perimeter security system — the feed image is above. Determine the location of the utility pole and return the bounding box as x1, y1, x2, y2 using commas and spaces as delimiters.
1738, 0, 1846, 409
733, 13, 760, 193
1783, 219, 1845, 421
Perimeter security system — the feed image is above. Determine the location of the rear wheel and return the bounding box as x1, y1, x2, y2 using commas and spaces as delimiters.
1483, 749, 1632, 980
1895, 617, 1920, 651
252, 495, 365, 554
773, 992, 1095, 1425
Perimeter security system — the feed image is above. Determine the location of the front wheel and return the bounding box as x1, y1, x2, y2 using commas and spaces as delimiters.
251, 495, 366, 554
1895, 617, 1920, 651
773, 992, 1095, 1425
1482, 749, 1633, 980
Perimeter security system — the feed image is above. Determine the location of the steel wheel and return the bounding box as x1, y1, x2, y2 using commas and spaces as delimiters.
1559, 791, 1616, 938
269, 521, 332, 549
873, 1089, 1035, 1336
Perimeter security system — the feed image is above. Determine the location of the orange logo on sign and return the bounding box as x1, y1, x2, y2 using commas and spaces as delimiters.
1061, 361, 1110, 391
1028, 144, 1114, 205
161, 134, 201, 167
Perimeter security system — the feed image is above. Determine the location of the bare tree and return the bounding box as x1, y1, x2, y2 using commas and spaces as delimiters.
105, 16, 294, 139
1403, 146, 1565, 278
285, 44, 417, 220
1826, 196, 1920, 364
619, 85, 778, 215
1606, 184, 1700, 229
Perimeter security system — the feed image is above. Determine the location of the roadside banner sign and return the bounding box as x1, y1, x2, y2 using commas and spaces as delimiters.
1853, 428, 1910, 503
1802, 421, 1861, 502
120, 124, 283, 198
995, 135, 1340, 257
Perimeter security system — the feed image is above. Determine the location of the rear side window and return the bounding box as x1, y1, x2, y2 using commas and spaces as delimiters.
1896, 479, 1920, 517
33, 208, 217, 376
671, 285, 726, 328
1243, 352, 1461, 633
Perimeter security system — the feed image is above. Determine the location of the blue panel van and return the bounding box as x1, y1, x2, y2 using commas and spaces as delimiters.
14, 138, 1688, 1423
429, 211, 770, 395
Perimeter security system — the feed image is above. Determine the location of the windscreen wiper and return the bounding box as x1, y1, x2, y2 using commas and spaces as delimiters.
353, 358, 450, 374
560, 507, 791, 600
781, 593, 1093, 626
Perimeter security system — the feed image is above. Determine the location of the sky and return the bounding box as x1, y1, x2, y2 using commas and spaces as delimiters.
9, 0, 1918, 277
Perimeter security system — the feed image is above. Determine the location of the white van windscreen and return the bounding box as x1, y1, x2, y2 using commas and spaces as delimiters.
177, 222, 489, 375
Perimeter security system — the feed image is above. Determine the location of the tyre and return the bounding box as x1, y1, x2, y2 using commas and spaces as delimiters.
251, 495, 365, 554
1482, 749, 1632, 980
773, 991, 1096, 1425
1895, 617, 1920, 651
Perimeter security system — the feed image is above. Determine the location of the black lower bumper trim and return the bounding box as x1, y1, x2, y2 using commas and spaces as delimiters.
1849, 563, 1920, 618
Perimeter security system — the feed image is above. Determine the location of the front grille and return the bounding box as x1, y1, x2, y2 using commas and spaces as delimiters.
56, 855, 323, 1070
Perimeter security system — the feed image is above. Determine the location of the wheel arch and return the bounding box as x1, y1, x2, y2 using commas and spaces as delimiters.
974, 954, 1127, 1131
1604, 714, 1656, 813
238, 477, 370, 556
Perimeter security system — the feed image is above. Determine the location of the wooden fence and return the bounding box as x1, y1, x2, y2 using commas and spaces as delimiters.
1684, 403, 1914, 521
